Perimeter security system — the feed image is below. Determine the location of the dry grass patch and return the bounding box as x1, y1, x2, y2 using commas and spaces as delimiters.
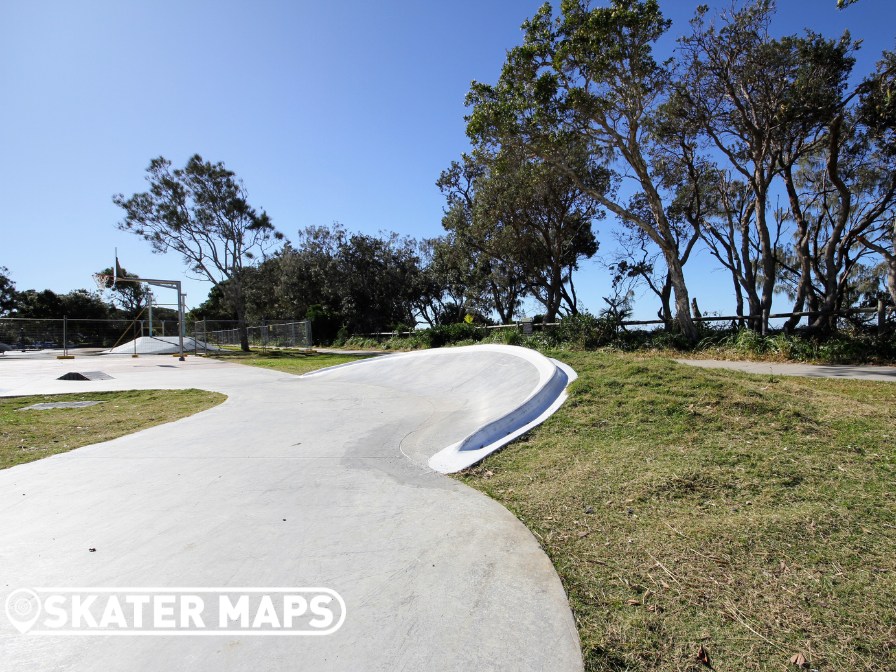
457, 351, 896, 672
0, 389, 225, 469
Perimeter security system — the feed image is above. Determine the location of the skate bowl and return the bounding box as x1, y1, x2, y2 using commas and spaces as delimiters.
0, 344, 584, 671
302, 344, 576, 472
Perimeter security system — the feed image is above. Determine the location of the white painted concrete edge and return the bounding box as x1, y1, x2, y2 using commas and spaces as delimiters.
428, 352, 577, 473
302, 344, 578, 474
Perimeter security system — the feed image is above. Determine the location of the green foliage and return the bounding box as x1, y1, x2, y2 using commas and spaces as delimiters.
495, 327, 523, 346
95, 265, 148, 318
0, 267, 16, 317
465, 0, 704, 341
114, 155, 279, 281
706, 330, 896, 364
550, 312, 603, 349
11, 288, 111, 320
421, 322, 489, 348
437, 147, 603, 323
247, 224, 424, 339
304, 304, 341, 345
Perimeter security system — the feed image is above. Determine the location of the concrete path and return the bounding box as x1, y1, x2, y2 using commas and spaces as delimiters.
676, 358, 896, 382
0, 346, 581, 671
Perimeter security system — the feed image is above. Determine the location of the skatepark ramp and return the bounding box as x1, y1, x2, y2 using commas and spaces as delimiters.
106, 336, 218, 355
302, 344, 576, 473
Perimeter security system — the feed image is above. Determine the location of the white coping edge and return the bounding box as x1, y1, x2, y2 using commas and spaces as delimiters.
301, 344, 577, 474
428, 353, 577, 474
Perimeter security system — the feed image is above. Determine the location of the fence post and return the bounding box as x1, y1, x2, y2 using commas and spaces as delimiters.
762, 310, 768, 336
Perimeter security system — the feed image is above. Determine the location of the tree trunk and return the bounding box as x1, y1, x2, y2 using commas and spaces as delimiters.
782, 168, 813, 334
732, 275, 745, 328
542, 263, 565, 323
658, 280, 673, 330
784, 288, 806, 335
236, 302, 250, 352
221, 277, 251, 352
490, 282, 514, 324
754, 189, 777, 332
665, 254, 697, 341
737, 220, 763, 331
887, 258, 896, 309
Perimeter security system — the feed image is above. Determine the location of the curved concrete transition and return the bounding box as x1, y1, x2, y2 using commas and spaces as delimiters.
0, 346, 582, 671
302, 344, 576, 473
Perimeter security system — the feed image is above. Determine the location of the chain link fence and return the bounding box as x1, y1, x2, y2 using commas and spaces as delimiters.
1, 317, 313, 354
193, 320, 312, 354
0, 317, 183, 351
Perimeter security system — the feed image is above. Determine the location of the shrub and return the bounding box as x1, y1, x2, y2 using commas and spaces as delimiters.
554, 312, 614, 349
422, 322, 488, 348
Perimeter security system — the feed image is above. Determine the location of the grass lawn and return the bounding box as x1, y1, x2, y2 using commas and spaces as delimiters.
456, 351, 896, 672
211, 348, 375, 375
0, 389, 225, 470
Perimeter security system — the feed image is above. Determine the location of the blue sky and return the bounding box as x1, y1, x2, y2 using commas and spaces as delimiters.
1, 0, 893, 318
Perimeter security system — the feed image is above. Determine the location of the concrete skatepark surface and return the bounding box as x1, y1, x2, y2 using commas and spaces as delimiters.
0, 345, 582, 671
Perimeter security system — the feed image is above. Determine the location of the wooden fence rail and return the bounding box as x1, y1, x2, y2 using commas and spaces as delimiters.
360, 299, 892, 338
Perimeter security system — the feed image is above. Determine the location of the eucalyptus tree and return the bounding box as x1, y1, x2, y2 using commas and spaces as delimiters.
436, 154, 527, 324
609, 188, 701, 328
114, 155, 282, 351
675, 1, 857, 330
95, 265, 148, 317
415, 235, 493, 327
466, 0, 701, 340
272, 224, 424, 336
0, 267, 16, 317
779, 110, 896, 331
438, 147, 601, 323
856, 49, 896, 308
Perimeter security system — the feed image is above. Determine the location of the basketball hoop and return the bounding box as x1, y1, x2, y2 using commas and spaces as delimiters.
92, 257, 187, 361
92, 273, 113, 291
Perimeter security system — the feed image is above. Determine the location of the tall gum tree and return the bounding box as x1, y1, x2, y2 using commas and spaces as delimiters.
675, 1, 872, 332
466, 0, 700, 341
114, 155, 282, 351
437, 154, 528, 324
438, 148, 602, 323
856, 49, 896, 310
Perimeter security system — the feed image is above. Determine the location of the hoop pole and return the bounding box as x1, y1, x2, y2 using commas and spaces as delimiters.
107, 273, 186, 361
176, 281, 185, 361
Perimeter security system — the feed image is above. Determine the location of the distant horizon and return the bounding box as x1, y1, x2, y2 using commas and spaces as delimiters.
2, 0, 893, 320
